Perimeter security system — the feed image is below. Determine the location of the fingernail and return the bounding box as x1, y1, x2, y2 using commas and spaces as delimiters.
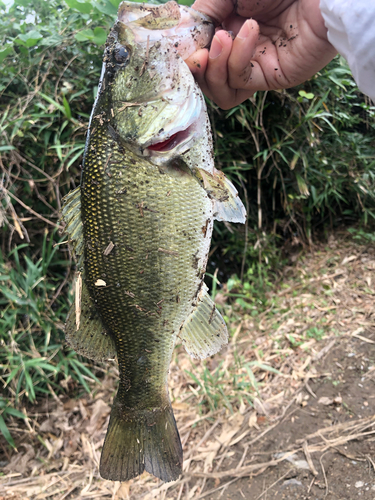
209, 35, 223, 59
237, 20, 251, 40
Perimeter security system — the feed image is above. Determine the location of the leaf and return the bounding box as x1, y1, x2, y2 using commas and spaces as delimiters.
92, 27, 107, 46
5, 407, 26, 419
92, 0, 117, 16
290, 152, 299, 170
108, 0, 122, 7
65, 0, 92, 14
296, 173, 310, 196
63, 96, 72, 120
299, 90, 314, 100
40, 34, 64, 47
14, 0, 32, 5
0, 414, 15, 448
18, 30, 43, 47
75, 28, 94, 42
75, 27, 107, 45
38, 91, 65, 113
0, 46, 13, 63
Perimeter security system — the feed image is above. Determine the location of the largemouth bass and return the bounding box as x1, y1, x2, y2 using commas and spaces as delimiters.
61, 0, 246, 483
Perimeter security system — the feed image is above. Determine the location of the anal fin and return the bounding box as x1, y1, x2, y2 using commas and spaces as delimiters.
179, 283, 228, 359
65, 273, 116, 362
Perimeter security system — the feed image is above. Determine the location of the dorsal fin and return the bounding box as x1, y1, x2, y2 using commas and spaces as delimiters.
60, 187, 84, 264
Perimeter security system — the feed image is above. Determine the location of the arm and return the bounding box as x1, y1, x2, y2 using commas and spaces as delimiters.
320, 0, 375, 101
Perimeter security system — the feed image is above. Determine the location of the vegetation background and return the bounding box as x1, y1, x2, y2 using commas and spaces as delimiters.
0, 0, 374, 450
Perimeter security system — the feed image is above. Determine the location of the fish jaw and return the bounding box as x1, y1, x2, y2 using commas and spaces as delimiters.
117, 1, 214, 60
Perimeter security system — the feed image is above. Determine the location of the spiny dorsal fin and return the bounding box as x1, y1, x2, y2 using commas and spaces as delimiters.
179, 283, 228, 359
194, 168, 246, 224
61, 186, 84, 262
65, 273, 116, 362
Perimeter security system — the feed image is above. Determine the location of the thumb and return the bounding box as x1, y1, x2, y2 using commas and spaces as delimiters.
192, 0, 235, 25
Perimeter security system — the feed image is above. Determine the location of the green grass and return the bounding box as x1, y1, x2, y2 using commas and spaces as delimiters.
0, 231, 99, 448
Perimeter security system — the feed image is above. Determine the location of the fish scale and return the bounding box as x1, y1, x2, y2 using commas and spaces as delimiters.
82, 128, 213, 408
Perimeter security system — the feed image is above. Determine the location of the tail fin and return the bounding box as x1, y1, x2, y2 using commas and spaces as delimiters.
100, 397, 182, 482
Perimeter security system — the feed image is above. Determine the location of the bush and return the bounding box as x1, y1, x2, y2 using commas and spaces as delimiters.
208, 60, 375, 277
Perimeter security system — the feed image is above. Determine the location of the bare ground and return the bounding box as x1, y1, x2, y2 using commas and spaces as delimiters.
1, 232, 374, 499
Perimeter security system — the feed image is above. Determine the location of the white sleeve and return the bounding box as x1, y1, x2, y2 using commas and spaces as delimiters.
320, 0, 375, 100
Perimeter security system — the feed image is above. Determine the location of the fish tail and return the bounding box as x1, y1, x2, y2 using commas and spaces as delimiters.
100, 396, 182, 482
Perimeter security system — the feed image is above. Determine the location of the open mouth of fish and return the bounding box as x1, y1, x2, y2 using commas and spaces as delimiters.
147, 124, 193, 152
123, 77, 206, 158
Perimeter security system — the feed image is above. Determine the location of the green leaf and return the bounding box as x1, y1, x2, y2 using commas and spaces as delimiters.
75, 27, 107, 45
298, 90, 314, 100
0, 46, 13, 63
63, 96, 72, 120
108, 0, 122, 7
92, 27, 107, 46
92, 0, 117, 16
18, 30, 43, 47
65, 0, 92, 14
5, 407, 26, 419
75, 28, 94, 41
38, 92, 65, 113
0, 414, 15, 448
40, 34, 64, 47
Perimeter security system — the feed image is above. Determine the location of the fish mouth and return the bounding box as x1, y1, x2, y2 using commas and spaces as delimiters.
143, 102, 207, 162
148, 125, 193, 153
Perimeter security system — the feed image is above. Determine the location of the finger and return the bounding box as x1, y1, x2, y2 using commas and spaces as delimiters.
222, 13, 248, 36
185, 49, 209, 78
191, 0, 235, 25
202, 30, 238, 109
227, 19, 259, 90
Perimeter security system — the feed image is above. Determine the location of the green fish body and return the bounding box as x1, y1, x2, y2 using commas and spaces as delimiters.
62, 0, 246, 483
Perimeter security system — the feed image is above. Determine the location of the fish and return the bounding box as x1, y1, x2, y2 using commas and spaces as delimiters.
61, 0, 246, 483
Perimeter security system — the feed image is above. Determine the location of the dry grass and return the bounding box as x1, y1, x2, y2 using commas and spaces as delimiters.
1, 232, 374, 499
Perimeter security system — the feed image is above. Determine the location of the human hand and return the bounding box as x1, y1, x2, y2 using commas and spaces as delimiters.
186, 0, 337, 109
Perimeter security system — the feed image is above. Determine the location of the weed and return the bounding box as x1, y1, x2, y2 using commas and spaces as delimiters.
0, 231, 98, 447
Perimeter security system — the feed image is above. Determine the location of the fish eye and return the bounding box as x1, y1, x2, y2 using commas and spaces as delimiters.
114, 45, 130, 65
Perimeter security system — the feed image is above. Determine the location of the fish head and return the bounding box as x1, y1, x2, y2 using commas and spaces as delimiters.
99, 1, 215, 173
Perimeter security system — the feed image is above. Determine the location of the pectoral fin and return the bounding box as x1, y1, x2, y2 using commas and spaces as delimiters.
179, 283, 228, 359
195, 168, 246, 224
61, 186, 84, 263
65, 274, 116, 362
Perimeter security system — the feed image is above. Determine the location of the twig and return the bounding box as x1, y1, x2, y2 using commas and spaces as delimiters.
302, 440, 318, 476
319, 451, 329, 497
195, 477, 241, 500
2, 187, 59, 228
255, 470, 290, 500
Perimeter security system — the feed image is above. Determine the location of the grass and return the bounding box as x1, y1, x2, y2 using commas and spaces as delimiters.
0, 230, 99, 447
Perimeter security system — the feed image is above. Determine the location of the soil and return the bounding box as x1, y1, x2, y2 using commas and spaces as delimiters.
213, 331, 375, 500
1, 236, 374, 499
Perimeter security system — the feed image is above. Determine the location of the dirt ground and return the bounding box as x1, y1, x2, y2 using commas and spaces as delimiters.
1, 234, 374, 499
212, 330, 375, 500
